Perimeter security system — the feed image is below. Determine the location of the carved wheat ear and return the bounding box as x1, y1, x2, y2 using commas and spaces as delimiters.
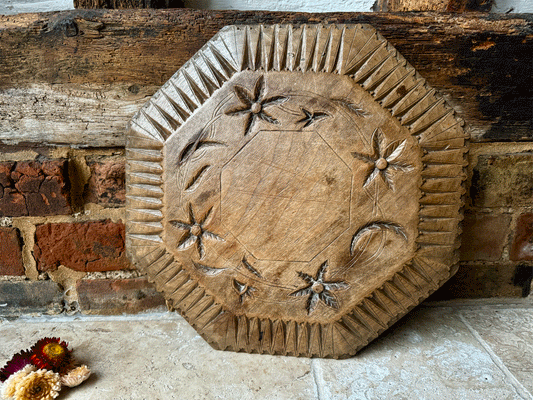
350, 221, 407, 255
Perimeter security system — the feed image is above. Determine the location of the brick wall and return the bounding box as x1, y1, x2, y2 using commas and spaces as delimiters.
0, 148, 166, 316
431, 143, 533, 300
0, 142, 531, 316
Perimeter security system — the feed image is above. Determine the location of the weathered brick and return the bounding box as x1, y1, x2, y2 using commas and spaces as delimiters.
510, 213, 533, 262
0, 159, 71, 217
431, 264, 532, 300
85, 157, 125, 207
0, 227, 24, 276
460, 212, 511, 261
34, 220, 129, 273
0, 280, 63, 316
77, 278, 166, 315
470, 153, 533, 208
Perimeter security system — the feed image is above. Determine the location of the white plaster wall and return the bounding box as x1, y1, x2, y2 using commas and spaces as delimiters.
0, 0, 74, 14
0, 0, 531, 16
492, 0, 533, 12
183, 0, 375, 12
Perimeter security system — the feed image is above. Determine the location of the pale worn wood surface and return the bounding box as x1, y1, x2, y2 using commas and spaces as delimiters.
126, 24, 467, 357
374, 0, 493, 11
0, 10, 531, 147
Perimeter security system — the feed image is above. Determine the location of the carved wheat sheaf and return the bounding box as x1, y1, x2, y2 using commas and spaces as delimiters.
126, 24, 468, 358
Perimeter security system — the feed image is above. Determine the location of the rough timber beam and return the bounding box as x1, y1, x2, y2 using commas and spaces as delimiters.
0, 10, 531, 147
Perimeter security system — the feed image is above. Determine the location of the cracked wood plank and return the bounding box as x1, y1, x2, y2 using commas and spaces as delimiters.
0, 10, 531, 147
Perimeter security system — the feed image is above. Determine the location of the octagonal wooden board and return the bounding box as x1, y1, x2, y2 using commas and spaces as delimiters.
126, 24, 468, 358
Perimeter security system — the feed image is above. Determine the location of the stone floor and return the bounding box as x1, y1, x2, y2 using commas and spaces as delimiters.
1, 299, 532, 400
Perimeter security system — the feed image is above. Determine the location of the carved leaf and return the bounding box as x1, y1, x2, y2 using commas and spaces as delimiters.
242, 256, 262, 278
297, 271, 315, 285
289, 286, 313, 297
169, 221, 191, 230
178, 139, 225, 165
319, 291, 339, 309
253, 75, 265, 100
185, 165, 210, 191
262, 96, 289, 107
316, 260, 328, 281
177, 234, 197, 250
233, 85, 254, 105
202, 231, 224, 242
233, 279, 247, 294
225, 105, 251, 117
325, 281, 350, 291
243, 113, 255, 136
258, 111, 279, 125
307, 293, 320, 314
193, 261, 226, 276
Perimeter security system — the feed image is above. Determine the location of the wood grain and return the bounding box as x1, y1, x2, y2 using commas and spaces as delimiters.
0, 10, 531, 147
126, 24, 467, 357
374, 0, 493, 12
74, 0, 183, 8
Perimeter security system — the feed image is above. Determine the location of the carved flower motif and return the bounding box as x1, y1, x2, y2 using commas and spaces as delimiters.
351, 128, 413, 191
225, 75, 288, 136
297, 108, 329, 128
170, 203, 224, 259
290, 261, 349, 315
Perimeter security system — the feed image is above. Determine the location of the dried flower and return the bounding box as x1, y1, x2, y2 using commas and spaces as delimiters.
29, 339, 71, 373
60, 365, 91, 388
1, 365, 36, 399
0, 352, 32, 383
13, 369, 61, 400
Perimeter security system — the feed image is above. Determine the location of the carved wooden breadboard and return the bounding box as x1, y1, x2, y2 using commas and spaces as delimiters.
126, 24, 468, 358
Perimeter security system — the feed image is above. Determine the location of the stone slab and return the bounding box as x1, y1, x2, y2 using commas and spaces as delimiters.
461, 307, 533, 396
316, 307, 527, 400
1, 304, 532, 399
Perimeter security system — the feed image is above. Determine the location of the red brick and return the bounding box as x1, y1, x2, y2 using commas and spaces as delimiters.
510, 213, 533, 261
76, 278, 166, 315
34, 220, 129, 272
0, 159, 71, 217
470, 153, 533, 208
0, 162, 12, 187
459, 212, 511, 261
85, 157, 125, 207
0, 227, 24, 276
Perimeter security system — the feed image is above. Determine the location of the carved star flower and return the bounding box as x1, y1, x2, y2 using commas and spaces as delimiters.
297, 108, 329, 128
225, 75, 288, 136
351, 128, 413, 191
170, 203, 224, 259
290, 261, 349, 315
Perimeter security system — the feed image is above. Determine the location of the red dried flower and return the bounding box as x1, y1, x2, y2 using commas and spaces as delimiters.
0, 350, 32, 382
29, 338, 72, 373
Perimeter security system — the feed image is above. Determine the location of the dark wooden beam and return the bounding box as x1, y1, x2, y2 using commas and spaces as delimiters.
0, 10, 531, 146
374, 0, 493, 12
74, 0, 184, 9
